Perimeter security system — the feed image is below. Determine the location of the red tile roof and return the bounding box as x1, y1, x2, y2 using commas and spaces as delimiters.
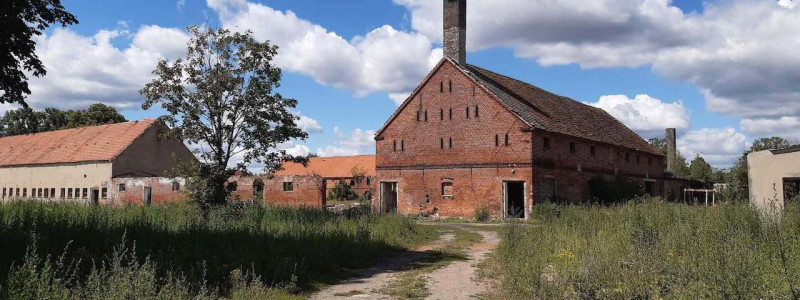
274, 155, 376, 178
0, 120, 157, 167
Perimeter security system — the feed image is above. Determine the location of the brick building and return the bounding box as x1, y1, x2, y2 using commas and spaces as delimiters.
373, 0, 664, 219
271, 155, 376, 207
0, 120, 196, 205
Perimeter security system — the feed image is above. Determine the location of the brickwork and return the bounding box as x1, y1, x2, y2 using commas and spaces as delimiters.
263, 175, 326, 208
324, 177, 376, 200
112, 177, 185, 205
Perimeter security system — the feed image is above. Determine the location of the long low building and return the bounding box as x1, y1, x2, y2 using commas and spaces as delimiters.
0, 120, 196, 205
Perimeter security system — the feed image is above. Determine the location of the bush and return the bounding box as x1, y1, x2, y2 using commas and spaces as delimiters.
328, 181, 359, 202
588, 176, 641, 204
474, 206, 490, 222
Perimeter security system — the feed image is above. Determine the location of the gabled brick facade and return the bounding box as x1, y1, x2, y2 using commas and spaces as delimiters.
374, 59, 664, 219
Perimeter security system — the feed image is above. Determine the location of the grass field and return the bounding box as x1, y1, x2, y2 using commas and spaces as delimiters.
493, 198, 800, 299
0, 201, 436, 299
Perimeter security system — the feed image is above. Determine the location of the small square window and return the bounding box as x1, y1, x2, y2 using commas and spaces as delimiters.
22, 188, 27, 198
60, 188, 66, 199
118, 184, 126, 192
172, 182, 181, 191
101, 188, 107, 199
442, 182, 454, 198
82, 188, 88, 199
44, 188, 49, 198
67, 188, 73, 198
283, 181, 294, 192
569, 142, 576, 154
350, 180, 355, 186
366, 178, 371, 186
50, 188, 55, 198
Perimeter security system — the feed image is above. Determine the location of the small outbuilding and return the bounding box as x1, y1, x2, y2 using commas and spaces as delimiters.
748, 145, 800, 211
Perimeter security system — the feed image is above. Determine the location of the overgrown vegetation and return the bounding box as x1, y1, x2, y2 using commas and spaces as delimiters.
0, 201, 433, 298
587, 177, 641, 204
495, 198, 800, 299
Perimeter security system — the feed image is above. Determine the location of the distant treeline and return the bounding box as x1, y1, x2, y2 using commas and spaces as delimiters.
0, 103, 126, 137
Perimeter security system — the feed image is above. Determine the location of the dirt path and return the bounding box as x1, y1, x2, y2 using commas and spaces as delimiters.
424, 225, 500, 300
310, 223, 501, 300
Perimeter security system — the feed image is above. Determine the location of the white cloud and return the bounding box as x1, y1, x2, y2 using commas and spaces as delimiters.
396, 0, 800, 119
177, 0, 187, 10
26, 26, 188, 111
741, 116, 800, 140
588, 94, 689, 138
0, 103, 18, 116
207, 0, 442, 98
388, 92, 411, 106
296, 114, 323, 134
316, 127, 375, 157
678, 127, 749, 167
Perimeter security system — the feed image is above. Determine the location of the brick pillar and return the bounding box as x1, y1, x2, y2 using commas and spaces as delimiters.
443, 0, 466, 65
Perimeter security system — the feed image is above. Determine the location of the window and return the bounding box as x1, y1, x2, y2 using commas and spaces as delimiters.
590, 146, 596, 157
505, 133, 510, 146
366, 178, 371, 186
449, 108, 453, 120
67, 188, 73, 198
440, 81, 444, 93
417, 111, 422, 122
424, 110, 428, 122
466, 107, 470, 118
50, 188, 55, 198
44, 188, 49, 198
440, 108, 444, 120
495, 134, 499, 147
449, 137, 453, 149
101, 188, 107, 199
118, 184, 126, 192
440, 137, 444, 149
393, 140, 397, 151
636, 155, 641, 164
625, 153, 630, 162
401, 140, 405, 151
82, 188, 88, 199
22, 188, 26, 198
15, 188, 19, 197
172, 181, 181, 191
569, 142, 576, 154
38, 188, 43, 198
442, 182, 454, 198
543, 137, 551, 150
2, 188, 5, 199
475, 105, 479, 118
449, 80, 452, 92
283, 181, 294, 192
228, 182, 238, 191
350, 180, 355, 186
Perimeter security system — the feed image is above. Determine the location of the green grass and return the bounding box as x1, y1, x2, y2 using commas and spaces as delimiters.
494, 198, 800, 299
0, 200, 432, 299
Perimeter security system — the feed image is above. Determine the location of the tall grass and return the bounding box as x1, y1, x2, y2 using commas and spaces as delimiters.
0, 201, 432, 298
497, 198, 800, 299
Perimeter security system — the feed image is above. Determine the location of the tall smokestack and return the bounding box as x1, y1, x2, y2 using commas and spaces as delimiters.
666, 128, 677, 174
443, 0, 467, 66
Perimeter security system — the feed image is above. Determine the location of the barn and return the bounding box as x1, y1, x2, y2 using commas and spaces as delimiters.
373, 0, 664, 219
0, 120, 196, 205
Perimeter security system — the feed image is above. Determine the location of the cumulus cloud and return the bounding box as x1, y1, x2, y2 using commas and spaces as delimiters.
296, 114, 323, 134
588, 94, 689, 138
741, 116, 800, 140
26, 26, 188, 110
678, 127, 749, 167
207, 0, 442, 97
316, 127, 375, 157
396, 0, 800, 121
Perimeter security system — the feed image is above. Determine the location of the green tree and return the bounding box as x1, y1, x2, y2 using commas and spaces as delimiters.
1, 0, 78, 106
727, 137, 790, 189
0, 104, 126, 137
140, 26, 308, 206
688, 155, 713, 182
648, 137, 690, 178
328, 180, 359, 201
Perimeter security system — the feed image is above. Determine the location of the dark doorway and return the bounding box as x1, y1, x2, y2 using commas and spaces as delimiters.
90, 189, 99, 205
785, 178, 800, 204
143, 187, 152, 206
645, 181, 656, 196
381, 182, 398, 213
505, 181, 525, 218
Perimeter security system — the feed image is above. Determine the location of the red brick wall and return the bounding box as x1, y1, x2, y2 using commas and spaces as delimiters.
375, 60, 666, 219
324, 177, 376, 200
264, 175, 326, 208
111, 177, 184, 205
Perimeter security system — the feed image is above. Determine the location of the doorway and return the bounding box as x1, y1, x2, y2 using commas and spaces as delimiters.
143, 187, 152, 206
505, 181, 525, 219
380, 182, 398, 213
645, 180, 656, 197
90, 189, 99, 205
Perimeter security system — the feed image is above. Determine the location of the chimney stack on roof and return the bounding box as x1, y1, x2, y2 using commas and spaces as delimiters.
665, 128, 677, 174
443, 0, 467, 65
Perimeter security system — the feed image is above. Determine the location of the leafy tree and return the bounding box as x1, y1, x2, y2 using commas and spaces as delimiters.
0, 104, 126, 137
140, 26, 308, 206
648, 137, 690, 178
727, 136, 791, 189
328, 180, 359, 202
688, 155, 713, 182
1, 0, 78, 106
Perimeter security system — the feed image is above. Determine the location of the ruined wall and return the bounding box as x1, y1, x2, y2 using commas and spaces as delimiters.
264, 175, 326, 208
748, 149, 800, 211
111, 177, 185, 205
324, 177, 376, 200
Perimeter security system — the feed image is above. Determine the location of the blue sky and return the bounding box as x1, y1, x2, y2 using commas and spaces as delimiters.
6, 0, 799, 169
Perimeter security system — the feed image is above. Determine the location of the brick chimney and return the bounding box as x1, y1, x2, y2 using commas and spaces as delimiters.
443, 0, 467, 65
665, 128, 677, 174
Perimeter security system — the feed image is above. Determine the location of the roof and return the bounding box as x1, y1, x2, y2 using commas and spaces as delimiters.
274, 155, 376, 178
770, 145, 800, 155
464, 64, 660, 155
376, 58, 660, 155
0, 120, 157, 167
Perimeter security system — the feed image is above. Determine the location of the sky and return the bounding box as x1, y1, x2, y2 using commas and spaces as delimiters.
4, 0, 800, 170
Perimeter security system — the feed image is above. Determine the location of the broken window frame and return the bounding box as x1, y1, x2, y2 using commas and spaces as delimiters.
283, 181, 294, 192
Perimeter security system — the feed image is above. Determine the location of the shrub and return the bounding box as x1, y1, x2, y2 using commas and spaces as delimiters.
474, 206, 490, 222
588, 176, 641, 204
328, 181, 359, 201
